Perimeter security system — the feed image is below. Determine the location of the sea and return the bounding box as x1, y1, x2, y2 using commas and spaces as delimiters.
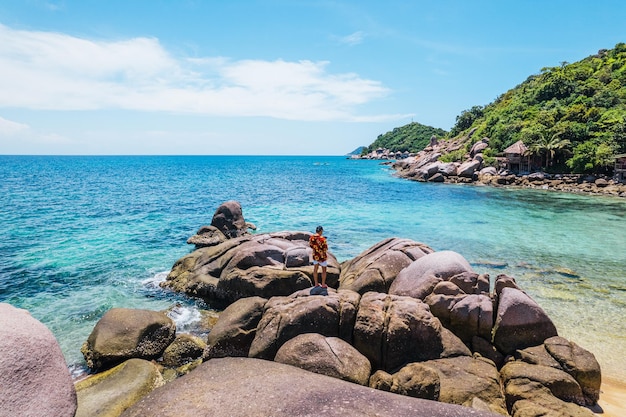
1, 155, 625, 381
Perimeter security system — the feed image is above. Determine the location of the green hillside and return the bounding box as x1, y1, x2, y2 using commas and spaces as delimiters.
362, 122, 448, 155
450, 43, 626, 173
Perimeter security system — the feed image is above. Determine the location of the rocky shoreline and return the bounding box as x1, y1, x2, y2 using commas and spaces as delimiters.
372, 133, 626, 198
0, 201, 613, 417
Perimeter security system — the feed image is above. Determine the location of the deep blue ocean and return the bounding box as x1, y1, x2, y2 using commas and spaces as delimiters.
1, 155, 625, 380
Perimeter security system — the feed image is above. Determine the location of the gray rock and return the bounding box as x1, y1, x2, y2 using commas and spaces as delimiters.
120, 357, 502, 417
0, 303, 77, 417
81, 308, 176, 371
448, 294, 493, 343
204, 296, 267, 359
389, 251, 474, 300
428, 173, 445, 182
249, 289, 360, 360
492, 287, 557, 354
75, 358, 164, 417
162, 231, 341, 304
457, 159, 482, 177
353, 292, 470, 372
275, 333, 371, 385
339, 238, 433, 294
211, 200, 250, 238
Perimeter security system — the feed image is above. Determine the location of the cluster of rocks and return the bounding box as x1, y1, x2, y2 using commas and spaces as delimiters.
2, 201, 603, 417
392, 133, 626, 197
352, 147, 413, 160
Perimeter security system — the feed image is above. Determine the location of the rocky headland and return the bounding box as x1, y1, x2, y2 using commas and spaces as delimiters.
386, 131, 626, 198
1, 201, 617, 417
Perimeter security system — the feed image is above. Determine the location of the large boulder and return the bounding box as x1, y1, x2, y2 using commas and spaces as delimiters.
81, 308, 176, 371
187, 200, 256, 247
339, 238, 433, 294
249, 289, 360, 360
203, 296, 267, 359
274, 333, 371, 385
514, 336, 601, 405
504, 379, 595, 417
120, 357, 502, 417
389, 251, 474, 300
75, 358, 164, 417
162, 231, 341, 304
457, 159, 482, 178
353, 292, 470, 372
492, 287, 558, 354
379, 356, 507, 415
0, 303, 77, 417
501, 361, 585, 406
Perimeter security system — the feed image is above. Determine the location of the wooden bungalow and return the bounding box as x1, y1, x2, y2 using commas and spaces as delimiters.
500, 140, 531, 173
615, 154, 626, 183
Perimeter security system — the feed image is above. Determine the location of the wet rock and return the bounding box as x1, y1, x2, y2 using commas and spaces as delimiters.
81, 308, 176, 371
161, 333, 206, 367
75, 359, 164, 417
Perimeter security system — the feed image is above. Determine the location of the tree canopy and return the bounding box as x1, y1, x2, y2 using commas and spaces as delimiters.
362, 122, 447, 155
366, 43, 626, 174
451, 43, 626, 173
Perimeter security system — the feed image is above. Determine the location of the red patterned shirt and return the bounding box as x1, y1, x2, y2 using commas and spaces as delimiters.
309, 234, 328, 262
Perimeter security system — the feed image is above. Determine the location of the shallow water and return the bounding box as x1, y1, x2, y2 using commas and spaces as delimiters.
0, 155, 624, 379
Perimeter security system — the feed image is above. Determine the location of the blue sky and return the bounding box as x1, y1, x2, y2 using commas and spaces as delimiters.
0, 1, 624, 155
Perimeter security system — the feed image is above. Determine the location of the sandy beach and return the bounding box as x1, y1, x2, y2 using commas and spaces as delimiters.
593, 378, 626, 417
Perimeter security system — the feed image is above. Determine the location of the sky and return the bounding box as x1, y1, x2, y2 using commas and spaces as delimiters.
0, 1, 624, 155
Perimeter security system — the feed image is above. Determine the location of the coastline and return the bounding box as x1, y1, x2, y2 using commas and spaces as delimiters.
389, 158, 626, 198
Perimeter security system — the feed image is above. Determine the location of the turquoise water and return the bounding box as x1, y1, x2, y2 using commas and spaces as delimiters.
1, 155, 625, 380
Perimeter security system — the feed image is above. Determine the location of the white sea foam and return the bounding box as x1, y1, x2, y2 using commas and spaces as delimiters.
141, 271, 169, 289
167, 303, 202, 331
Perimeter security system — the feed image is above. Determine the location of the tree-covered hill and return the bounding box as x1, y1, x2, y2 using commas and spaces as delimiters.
362, 122, 448, 155
449, 43, 626, 173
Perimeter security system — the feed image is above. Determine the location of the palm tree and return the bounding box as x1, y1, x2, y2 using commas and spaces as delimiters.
526, 134, 571, 168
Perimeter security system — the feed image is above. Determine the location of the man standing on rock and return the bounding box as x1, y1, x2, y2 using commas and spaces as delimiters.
309, 226, 328, 288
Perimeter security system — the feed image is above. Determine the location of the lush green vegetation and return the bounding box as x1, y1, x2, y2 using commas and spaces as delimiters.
450, 43, 626, 174
362, 122, 448, 155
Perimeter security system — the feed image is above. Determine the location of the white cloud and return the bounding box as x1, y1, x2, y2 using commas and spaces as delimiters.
0, 116, 29, 135
337, 31, 366, 46
0, 24, 400, 122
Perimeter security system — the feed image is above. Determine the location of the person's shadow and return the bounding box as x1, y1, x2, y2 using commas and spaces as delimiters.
309, 286, 328, 296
